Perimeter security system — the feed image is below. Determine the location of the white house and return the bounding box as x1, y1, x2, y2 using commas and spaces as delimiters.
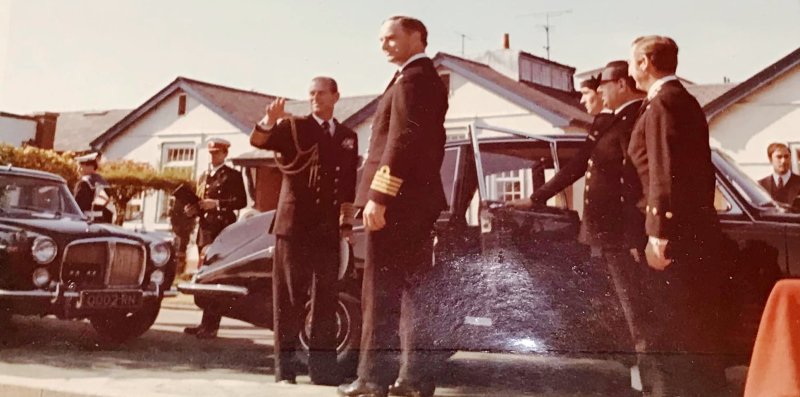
704, 46, 800, 179
90, 76, 378, 232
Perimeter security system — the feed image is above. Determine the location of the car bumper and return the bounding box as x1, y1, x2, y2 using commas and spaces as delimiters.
177, 282, 248, 297
0, 286, 177, 300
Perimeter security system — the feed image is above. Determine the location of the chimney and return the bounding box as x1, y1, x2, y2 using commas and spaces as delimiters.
32, 112, 59, 150
503, 33, 510, 49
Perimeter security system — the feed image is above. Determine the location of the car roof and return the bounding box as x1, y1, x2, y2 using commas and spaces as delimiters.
0, 165, 67, 183
445, 133, 589, 149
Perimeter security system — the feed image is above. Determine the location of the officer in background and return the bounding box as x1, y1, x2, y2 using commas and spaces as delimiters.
73, 152, 113, 223
250, 76, 359, 385
183, 138, 247, 339
758, 142, 800, 209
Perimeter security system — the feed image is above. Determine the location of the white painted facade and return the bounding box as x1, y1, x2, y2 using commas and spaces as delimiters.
101, 92, 253, 232
709, 66, 800, 180
0, 114, 36, 146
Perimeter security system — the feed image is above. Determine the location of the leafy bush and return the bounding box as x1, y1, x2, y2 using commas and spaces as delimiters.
0, 143, 79, 186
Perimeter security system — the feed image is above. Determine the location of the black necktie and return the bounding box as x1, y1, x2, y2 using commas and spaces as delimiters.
777, 177, 785, 190
321, 120, 331, 138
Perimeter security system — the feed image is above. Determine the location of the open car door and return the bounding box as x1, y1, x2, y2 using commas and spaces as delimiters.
468, 123, 633, 356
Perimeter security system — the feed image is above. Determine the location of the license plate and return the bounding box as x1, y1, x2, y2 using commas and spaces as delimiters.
79, 290, 143, 309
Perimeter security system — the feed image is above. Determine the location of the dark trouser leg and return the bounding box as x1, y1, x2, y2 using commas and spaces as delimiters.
357, 212, 437, 388
357, 229, 404, 387
199, 311, 222, 331
307, 235, 341, 384
603, 247, 646, 351
272, 237, 311, 382
638, 243, 728, 396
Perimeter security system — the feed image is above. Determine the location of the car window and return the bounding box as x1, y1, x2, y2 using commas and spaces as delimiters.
440, 148, 459, 211
714, 185, 732, 213
0, 175, 83, 217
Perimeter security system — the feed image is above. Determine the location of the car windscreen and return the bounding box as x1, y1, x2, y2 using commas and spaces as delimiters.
0, 175, 84, 218
712, 150, 776, 208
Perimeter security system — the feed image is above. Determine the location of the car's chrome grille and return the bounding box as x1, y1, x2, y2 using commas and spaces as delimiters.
61, 239, 145, 288
107, 242, 145, 287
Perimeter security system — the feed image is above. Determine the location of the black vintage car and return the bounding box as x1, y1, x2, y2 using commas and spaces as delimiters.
0, 166, 178, 343
178, 124, 800, 369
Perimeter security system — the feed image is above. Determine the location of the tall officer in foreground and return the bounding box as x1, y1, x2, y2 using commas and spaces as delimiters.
250, 77, 359, 385
338, 16, 448, 397
183, 138, 247, 339
627, 35, 729, 396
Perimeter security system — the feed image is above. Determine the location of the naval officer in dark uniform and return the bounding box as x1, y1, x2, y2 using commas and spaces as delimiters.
338, 16, 448, 397
183, 138, 247, 339
509, 62, 647, 359
73, 152, 113, 223
628, 35, 728, 396
250, 77, 359, 385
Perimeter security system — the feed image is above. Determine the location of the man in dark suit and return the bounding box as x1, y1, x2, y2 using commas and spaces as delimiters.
250, 77, 359, 385
183, 138, 247, 339
759, 142, 800, 210
338, 16, 448, 397
509, 61, 647, 360
627, 35, 728, 396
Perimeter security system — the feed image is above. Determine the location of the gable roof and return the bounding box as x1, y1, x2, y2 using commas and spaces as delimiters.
434, 52, 592, 129
575, 67, 695, 86
53, 109, 131, 152
91, 77, 280, 150
704, 46, 800, 120
685, 83, 737, 107
282, 94, 379, 128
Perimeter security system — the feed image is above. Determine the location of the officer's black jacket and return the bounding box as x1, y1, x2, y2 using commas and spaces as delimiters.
197, 164, 247, 236
355, 57, 449, 215
251, 115, 359, 237
628, 80, 716, 241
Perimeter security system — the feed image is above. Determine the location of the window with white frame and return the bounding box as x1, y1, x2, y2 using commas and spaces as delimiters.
156, 142, 196, 223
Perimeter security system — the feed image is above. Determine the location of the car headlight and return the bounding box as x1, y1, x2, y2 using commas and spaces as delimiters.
32, 267, 51, 287
150, 242, 171, 267
31, 236, 57, 264
150, 269, 165, 285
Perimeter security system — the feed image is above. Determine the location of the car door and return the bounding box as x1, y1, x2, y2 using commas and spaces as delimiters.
454, 128, 632, 355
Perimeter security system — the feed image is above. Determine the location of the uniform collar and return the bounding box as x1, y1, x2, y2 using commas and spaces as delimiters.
647, 75, 679, 100
614, 99, 643, 115
210, 163, 225, 177
399, 53, 428, 72
311, 113, 336, 135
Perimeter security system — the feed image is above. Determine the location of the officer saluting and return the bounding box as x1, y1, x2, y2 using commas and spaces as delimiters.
183, 138, 247, 339
250, 77, 359, 386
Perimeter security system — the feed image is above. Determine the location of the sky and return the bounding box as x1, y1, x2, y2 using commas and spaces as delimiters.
0, 0, 798, 114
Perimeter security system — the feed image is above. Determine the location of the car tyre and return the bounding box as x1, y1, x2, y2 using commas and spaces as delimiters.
90, 299, 162, 345
297, 291, 362, 378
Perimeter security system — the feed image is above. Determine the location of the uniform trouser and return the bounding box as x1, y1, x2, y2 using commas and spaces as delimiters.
637, 238, 729, 397
196, 236, 221, 332
356, 211, 438, 388
596, 246, 646, 352
273, 233, 340, 384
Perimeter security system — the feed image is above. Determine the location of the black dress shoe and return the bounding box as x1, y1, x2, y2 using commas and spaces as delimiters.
183, 325, 203, 335
388, 379, 434, 397
337, 379, 388, 397
277, 379, 297, 385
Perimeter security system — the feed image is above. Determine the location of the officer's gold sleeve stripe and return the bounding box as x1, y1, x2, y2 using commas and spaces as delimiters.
371, 165, 403, 196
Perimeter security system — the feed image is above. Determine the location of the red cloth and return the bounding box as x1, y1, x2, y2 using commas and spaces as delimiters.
745, 279, 800, 397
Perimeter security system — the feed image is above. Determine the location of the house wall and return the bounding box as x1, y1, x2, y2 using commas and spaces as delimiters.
101, 93, 252, 232
0, 115, 36, 146
710, 66, 800, 180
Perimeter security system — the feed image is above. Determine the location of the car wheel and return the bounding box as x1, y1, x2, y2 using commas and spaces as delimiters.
296, 291, 362, 377
90, 299, 161, 345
